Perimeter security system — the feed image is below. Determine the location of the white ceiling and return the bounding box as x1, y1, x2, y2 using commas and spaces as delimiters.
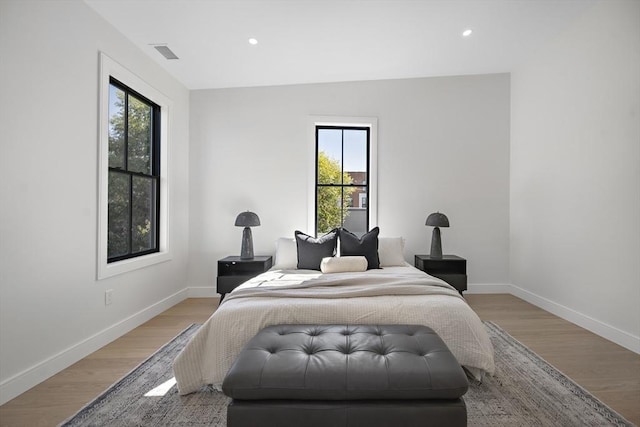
84, 0, 595, 90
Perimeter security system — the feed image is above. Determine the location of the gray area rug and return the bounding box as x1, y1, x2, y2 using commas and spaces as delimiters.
60, 322, 634, 426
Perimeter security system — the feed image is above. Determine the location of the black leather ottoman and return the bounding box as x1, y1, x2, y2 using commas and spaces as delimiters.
222, 325, 469, 427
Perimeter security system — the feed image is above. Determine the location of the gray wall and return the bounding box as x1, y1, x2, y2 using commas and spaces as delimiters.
510, 0, 640, 351
188, 73, 511, 289
0, 0, 190, 403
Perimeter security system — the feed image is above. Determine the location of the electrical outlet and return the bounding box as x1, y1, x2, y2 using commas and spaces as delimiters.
105, 289, 113, 306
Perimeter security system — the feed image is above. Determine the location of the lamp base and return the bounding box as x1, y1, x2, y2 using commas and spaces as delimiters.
240, 227, 254, 259
430, 227, 443, 259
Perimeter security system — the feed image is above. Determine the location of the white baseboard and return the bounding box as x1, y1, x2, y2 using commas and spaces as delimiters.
466, 282, 639, 354
509, 284, 640, 354
0, 289, 188, 406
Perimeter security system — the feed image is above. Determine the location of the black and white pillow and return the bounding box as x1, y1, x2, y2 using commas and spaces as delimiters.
338, 227, 380, 270
295, 229, 338, 270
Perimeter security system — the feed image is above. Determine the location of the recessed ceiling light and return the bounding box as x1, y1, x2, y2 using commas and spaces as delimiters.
462, 29, 473, 37
248, 38, 258, 45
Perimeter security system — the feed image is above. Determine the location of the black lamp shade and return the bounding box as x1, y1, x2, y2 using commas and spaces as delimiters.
425, 212, 449, 228
235, 211, 260, 227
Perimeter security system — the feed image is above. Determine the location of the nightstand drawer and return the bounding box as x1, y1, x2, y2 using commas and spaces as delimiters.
218, 256, 273, 276
415, 256, 466, 275
219, 262, 266, 276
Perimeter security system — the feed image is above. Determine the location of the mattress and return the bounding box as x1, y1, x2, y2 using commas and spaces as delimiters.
173, 264, 495, 395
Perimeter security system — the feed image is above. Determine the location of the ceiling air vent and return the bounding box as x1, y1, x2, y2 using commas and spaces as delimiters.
152, 45, 179, 60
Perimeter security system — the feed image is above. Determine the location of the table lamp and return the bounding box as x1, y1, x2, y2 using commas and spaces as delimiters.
235, 211, 260, 259
426, 212, 449, 259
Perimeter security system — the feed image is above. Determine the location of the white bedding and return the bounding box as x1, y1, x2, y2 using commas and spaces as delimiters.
173, 264, 495, 395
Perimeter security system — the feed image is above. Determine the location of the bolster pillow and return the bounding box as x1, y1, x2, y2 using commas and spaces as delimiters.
320, 256, 368, 273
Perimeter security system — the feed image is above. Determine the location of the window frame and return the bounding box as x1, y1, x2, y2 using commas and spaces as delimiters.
308, 116, 378, 236
107, 77, 161, 263
315, 125, 371, 235
98, 52, 172, 279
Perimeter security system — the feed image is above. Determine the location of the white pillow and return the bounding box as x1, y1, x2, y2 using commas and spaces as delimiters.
320, 256, 368, 273
274, 237, 297, 269
378, 237, 405, 267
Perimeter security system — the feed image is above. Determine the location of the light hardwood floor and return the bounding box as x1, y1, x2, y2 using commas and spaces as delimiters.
466, 294, 640, 425
0, 295, 638, 426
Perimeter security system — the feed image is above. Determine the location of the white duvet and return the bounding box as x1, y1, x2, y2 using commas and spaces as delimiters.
173, 264, 495, 395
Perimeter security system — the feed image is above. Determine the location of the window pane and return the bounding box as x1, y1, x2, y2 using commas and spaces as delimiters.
346, 186, 366, 208
127, 94, 152, 175
317, 129, 342, 184
343, 129, 367, 184
316, 186, 344, 235
343, 186, 367, 236
108, 171, 130, 258
131, 176, 156, 253
108, 85, 125, 169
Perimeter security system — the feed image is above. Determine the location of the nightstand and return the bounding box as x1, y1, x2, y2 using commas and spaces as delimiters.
217, 256, 273, 301
414, 255, 467, 295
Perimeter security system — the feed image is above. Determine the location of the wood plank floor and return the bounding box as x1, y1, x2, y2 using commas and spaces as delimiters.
0, 294, 638, 426
466, 294, 640, 425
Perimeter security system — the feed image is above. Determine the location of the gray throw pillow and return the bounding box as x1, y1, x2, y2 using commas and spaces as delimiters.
295, 230, 338, 270
339, 227, 380, 269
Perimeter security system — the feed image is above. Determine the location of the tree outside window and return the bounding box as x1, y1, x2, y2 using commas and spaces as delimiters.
316, 151, 354, 234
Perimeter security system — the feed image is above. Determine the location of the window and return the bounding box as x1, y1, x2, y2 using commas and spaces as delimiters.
98, 52, 171, 279
107, 78, 160, 262
315, 126, 370, 236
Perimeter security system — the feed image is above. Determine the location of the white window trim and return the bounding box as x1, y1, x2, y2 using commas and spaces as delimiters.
307, 116, 378, 235
97, 52, 172, 280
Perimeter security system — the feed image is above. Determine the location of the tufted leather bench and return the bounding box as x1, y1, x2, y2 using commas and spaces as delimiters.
222, 324, 469, 427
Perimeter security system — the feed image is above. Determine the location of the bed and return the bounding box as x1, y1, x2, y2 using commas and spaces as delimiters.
173, 235, 495, 395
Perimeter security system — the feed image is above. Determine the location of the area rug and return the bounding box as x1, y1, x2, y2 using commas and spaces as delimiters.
60, 322, 634, 426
